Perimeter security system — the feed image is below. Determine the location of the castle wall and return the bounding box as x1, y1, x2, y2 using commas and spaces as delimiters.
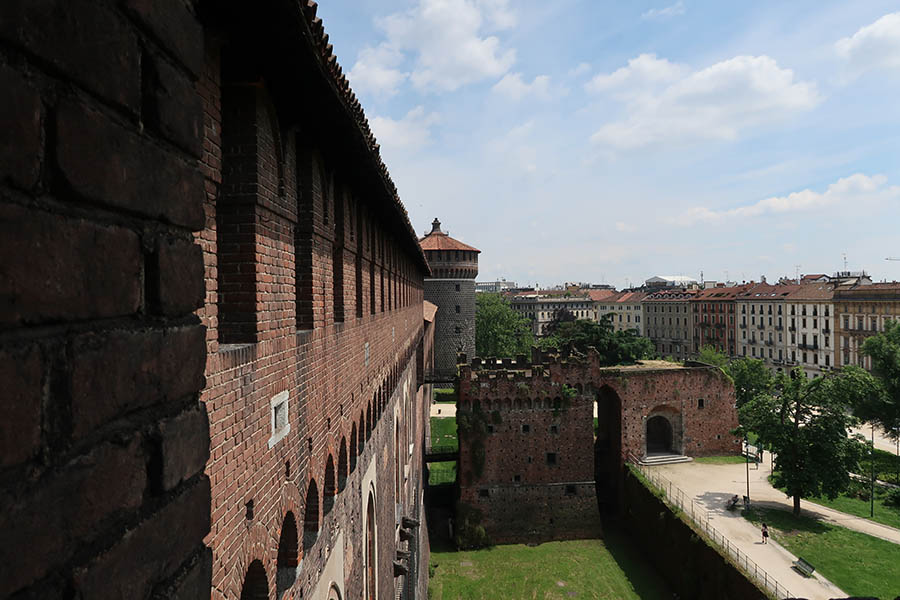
456, 354, 739, 543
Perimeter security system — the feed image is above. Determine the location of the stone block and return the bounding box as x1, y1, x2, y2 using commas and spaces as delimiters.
0, 343, 42, 468
144, 53, 204, 158
159, 405, 210, 492
0, 203, 141, 326
156, 236, 205, 315
123, 0, 204, 77
56, 97, 204, 230
69, 324, 206, 439
0, 63, 42, 189
0, 0, 140, 111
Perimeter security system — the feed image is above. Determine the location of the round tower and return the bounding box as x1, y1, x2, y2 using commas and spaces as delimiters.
420, 218, 480, 380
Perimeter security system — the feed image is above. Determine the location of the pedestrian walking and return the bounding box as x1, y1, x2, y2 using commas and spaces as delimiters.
761, 523, 769, 544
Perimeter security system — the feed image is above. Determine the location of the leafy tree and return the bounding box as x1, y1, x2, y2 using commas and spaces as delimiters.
539, 316, 654, 366
543, 308, 576, 337
727, 357, 774, 408
474, 293, 533, 358
739, 366, 879, 515
858, 320, 900, 438
696, 345, 729, 368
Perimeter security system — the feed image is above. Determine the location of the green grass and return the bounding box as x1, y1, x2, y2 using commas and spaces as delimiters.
431, 417, 458, 450
434, 388, 458, 404
742, 506, 900, 599
429, 461, 457, 485
429, 533, 671, 599
694, 455, 747, 464
803, 486, 900, 530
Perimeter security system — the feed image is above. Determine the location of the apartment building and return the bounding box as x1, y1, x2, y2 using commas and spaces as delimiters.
834, 283, 900, 370
643, 289, 698, 360
691, 284, 752, 356
594, 290, 648, 335
736, 283, 799, 372
784, 285, 836, 378
508, 293, 596, 337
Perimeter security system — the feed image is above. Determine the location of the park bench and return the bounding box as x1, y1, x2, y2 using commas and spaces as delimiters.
792, 557, 815, 577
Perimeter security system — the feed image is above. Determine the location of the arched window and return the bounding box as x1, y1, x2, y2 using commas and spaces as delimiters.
240, 560, 268, 600
350, 424, 358, 472
324, 454, 336, 515
365, 491, 377, 600
276, 512, 299, 598
303, 479, 319, 552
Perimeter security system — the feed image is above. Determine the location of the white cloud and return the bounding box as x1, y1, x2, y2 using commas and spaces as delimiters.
672, 174, 899, 226
835, 12, 900, 77
569, 62, 591, 78
348, 45, 408, 97
491, 72, 554, 100
370, 106, 440, 150
486, 121, 540, 173
641, 1, 686, 20
371, 0, 516, 93
615, 221, 635, 233
588, 54, 820, 149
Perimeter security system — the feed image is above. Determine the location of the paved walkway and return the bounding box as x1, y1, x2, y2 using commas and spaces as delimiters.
849, 423, 899, 454
430, 403, 457, 418
650, 453, 899, 600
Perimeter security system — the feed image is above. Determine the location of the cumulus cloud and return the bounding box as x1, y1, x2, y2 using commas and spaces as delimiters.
615, 221, 636, 233
356, 0, 516, 94
569, 62, 591, 78
348, 45, 408, 97
642, 1, 686, 20
491, 72, 554, 100
835, 12, 900, 77
587, 54, 820, 149
672, 174, 899, 225
370, 107, 440, 150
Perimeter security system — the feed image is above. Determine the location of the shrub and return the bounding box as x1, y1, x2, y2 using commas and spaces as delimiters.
885, 488, 900, 508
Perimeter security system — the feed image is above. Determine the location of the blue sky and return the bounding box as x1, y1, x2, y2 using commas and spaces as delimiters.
316, 1, 900, 289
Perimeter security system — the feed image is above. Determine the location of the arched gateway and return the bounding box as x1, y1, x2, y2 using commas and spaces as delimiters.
455, 351, 739, 544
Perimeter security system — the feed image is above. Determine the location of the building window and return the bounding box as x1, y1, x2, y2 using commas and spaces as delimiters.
268, 391, 291, 448
521, 424, 530, 433
455, 283, 460, 291
455, 305, 460, 313
698, 398, 705, 409
546, 452, 557, 465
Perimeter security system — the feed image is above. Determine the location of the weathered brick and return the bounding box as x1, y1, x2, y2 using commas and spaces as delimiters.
159, 405, 210, 492
0, 63, 42, 189
0, 204, 141, 326
144, 54, 204, 158
123, 0, 204, 77
0, 0, 140, 111
155, 546, 213, 600
156, 236, 205, 315
56, 97, 204, 230
0, 343, 42, 468
0, 437, 146, 597
73, 476, 211, 600
69, 325, 206, 439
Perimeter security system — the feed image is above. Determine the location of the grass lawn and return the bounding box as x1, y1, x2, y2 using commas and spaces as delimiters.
694, 455, 747, 464
429, 532, 671, 599
803, 488, 900, 530
742, 506, 900, 599
429, 461, 457, 485
434, 388, 458, 404
431, 417, 458, 450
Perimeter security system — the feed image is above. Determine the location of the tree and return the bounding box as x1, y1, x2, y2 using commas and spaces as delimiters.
543, 308, 576, 337
727, 357, 774, 408
539, 316, 654, 366
739, 367, 878, 515
696, 345, 729, 369
474, 293, 533, 358
858, 320, 900, 438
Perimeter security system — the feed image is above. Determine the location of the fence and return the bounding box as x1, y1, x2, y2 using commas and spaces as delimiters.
629, 457, 792, 600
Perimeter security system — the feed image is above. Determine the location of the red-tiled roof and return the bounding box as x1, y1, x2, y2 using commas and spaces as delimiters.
737, 283, 802, 299
423, 301, 438, 323
587, 289, 619, 302
692, 284, 754, 301
419, 233, 480, 252
784, 284, 835, 300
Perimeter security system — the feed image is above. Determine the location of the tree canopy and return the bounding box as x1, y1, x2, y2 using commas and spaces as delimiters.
474, 293, 533, 359
696, 345, 729, 368
539, 316, 654, 366
739, 366, 879, 515
727, 357, 774, 408
858, 320, 900, 438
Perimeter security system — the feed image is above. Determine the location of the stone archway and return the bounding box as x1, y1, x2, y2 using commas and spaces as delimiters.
593, 385, 623, 514
646, 415, 674, 454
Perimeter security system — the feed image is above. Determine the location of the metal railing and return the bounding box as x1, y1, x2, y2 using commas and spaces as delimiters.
629, 458, 792, 600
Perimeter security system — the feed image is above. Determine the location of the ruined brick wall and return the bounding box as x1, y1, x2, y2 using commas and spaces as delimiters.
457, 353, 739, 543
0, 1, 210, 597
196, 4, 432, 600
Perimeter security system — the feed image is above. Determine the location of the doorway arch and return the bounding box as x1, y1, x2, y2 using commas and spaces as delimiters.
646, 415, 674, 454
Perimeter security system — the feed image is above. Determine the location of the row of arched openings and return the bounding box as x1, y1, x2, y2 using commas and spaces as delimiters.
242, 355, 412, 599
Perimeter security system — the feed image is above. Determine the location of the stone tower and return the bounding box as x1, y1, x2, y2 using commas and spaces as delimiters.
420, 219, 480, 379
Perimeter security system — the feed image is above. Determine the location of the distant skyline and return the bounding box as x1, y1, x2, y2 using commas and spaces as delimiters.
316, 1, 900, 289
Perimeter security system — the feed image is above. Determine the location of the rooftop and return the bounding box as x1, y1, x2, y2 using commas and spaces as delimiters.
419, 218, 481, 253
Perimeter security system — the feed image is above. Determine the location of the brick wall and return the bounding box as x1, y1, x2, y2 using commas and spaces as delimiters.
457, 353, 739, 543
0, 0, 210, 597
424, 279, 476, 376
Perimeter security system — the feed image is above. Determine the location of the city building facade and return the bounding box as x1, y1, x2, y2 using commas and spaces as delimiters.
834, 283, 900, 370
508, 294, 596, 337
643, 289, 698, 360
691, 285, 751, 356
595, 290, 648, 335
736, 283, 796, 373
476, 279, 517, 294
783, 284, 836, 378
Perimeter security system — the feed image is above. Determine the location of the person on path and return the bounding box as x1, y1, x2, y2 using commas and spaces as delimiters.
761, 523, 769, 544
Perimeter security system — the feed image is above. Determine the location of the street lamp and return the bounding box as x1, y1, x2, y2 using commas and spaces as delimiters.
871, 423, 875, 519
745, 434, 751, 504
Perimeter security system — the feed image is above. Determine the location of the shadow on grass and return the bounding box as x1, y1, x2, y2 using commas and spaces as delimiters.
741, 504, 831, 535
602, 522, 673, 599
